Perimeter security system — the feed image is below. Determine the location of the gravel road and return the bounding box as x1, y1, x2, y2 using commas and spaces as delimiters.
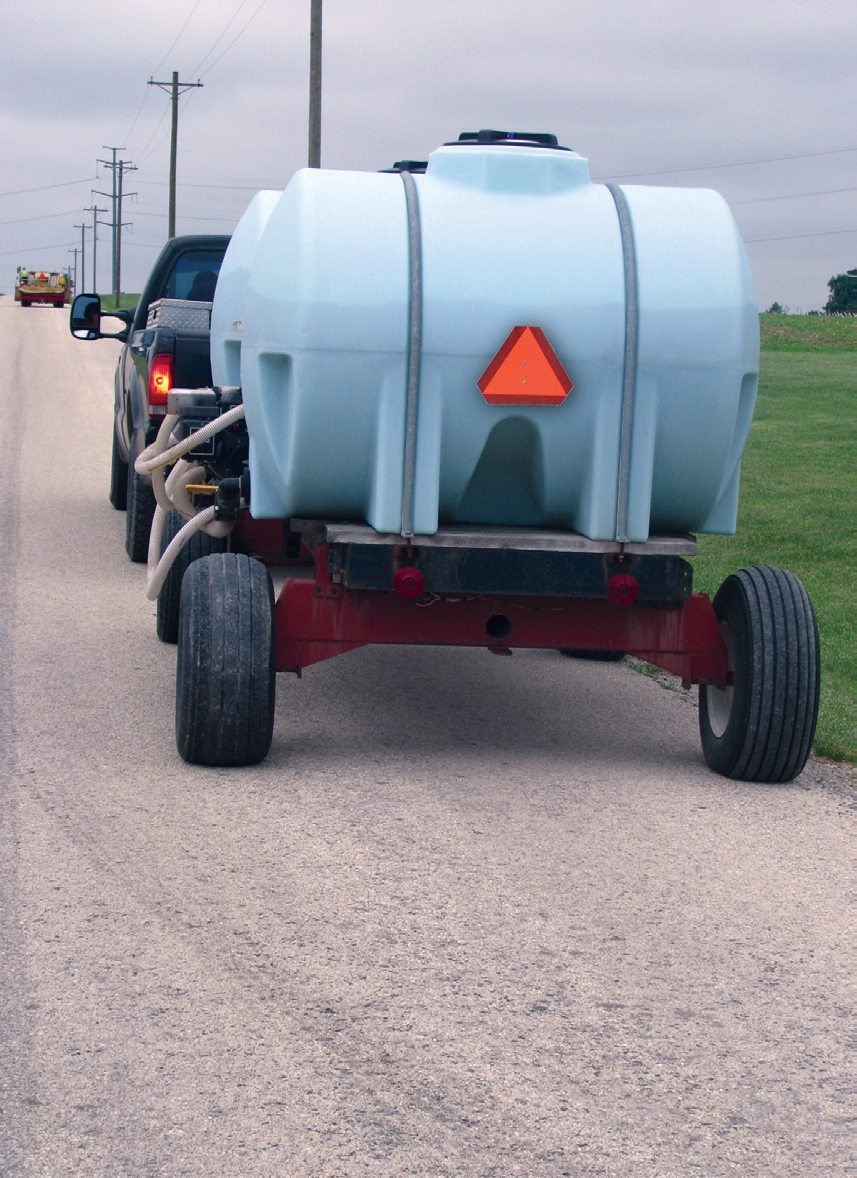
0, 296, 852, 1177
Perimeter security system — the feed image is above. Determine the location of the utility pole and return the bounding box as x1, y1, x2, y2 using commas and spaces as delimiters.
115, 162, 135, 308
73, 222, 89, 291
308, 0, 322, 168
148, 71, 203, 238
97, 147, 122, 297
68, 248, 79, 295
96, 151, 136, 307
84, 203, 107, 292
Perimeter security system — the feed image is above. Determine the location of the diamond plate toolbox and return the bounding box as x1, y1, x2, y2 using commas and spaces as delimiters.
146, 298, 212, 331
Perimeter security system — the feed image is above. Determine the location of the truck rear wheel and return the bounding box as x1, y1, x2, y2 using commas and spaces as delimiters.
109, 430, 128, 510
125, 436, 156, 562
176, 554, 276, 766
157, 510, 227, 644
699, 566, 819, 782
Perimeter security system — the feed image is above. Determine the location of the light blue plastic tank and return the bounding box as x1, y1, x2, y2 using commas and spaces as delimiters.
214, 138, 759, 541
210, 190, 281, 389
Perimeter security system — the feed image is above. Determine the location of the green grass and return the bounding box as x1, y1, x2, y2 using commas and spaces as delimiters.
691, 317, 855, 763
760, 311, 856, 351
98, 292, 139, 310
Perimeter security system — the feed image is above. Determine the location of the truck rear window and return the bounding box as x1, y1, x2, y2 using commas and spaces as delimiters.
163, 250, 225, 302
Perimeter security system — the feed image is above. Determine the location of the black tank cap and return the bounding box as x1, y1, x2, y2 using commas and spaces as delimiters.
379, 160, 428, 174
446, 130, 569, 150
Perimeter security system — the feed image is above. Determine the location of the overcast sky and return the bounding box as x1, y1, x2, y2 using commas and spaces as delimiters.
2, 0, 853, 310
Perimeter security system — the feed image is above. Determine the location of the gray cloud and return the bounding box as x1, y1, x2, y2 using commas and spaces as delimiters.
0, 0, 853, 309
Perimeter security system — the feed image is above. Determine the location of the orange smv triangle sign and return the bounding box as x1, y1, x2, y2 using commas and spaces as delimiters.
477, 326, 573, 406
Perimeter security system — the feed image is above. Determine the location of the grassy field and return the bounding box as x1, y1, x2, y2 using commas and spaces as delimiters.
98, 292, 139, 310
691, 313, 855, 763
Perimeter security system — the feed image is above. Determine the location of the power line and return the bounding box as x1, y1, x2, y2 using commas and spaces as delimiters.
198, 0, 269, 80
730, 186, 857, 206
0, 177, 97, 198
136, 104, 172, 163
0, 241, 78, 258
190, 0, 252, 76
130, 209, 238, 223
0, 209, 82, 227
137, 179, 275, 191
122, 87, 153, 149
152, 0, 204, 76
598, 145, 857, 180
744, 227, 856, 244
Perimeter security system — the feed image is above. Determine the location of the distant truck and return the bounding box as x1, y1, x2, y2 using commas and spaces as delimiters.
69, 234, 230, 560
16, 266, 70, 307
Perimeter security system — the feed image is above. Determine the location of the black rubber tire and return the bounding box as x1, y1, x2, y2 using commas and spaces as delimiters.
156, 510, 227, 644
20, 300, 30, 307
125, 436, 156, 562
176, 554, 276, 767
109, 429, 128, 510
699, 566, 820, 783
559, 649, 625, 662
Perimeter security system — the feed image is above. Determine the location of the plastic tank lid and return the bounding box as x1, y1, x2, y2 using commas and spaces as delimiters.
444, 129, 572, 151
379, 160, 428, 174
428, 131, 589, 193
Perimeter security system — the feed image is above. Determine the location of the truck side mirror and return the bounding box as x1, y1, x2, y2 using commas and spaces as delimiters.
70, 294, 133, 341
70, 293, 101, 339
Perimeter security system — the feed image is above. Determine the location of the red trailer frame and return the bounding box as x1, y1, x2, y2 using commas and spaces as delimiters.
230, 517, 729, 687
176, 514, 818, 781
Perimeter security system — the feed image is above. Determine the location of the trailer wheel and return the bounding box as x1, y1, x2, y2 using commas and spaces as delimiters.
157, 510, 227, 644
125, 436, 156, 562
699, 566, 819, 782
109, 430, 128, 511
559, 649, 625, 662
176, 554, 276, 766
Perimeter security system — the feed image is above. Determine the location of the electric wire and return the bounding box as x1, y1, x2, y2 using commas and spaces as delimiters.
152, 0, 204, 76
136, 103, 172, 164
122, 87, 153, 149
137, 179, 274, 191
0, 209, 83, 227
744, 227, 856, 244
0, 241, 78, 257
600, 145, 856, 180
730, 186, 857, 206
197, 0, 269, 79
0, 177, 97, 198
189, 0, 252, 77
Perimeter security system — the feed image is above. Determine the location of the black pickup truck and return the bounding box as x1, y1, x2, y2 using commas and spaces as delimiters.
70, 234, 230, 560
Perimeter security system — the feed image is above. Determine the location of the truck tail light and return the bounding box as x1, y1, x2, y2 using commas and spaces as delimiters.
148, 354, 174, 414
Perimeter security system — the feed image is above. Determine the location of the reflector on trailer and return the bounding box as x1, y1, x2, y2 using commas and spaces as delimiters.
478, 326, 573, 406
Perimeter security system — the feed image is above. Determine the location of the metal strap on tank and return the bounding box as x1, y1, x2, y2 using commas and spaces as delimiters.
606, 183, 638, 544
399, 170, 423, 539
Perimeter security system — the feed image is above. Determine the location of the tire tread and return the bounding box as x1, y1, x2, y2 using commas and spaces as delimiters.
125, 438, 156, 562
176, 554, 276, 766
700, 565, 819, 783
